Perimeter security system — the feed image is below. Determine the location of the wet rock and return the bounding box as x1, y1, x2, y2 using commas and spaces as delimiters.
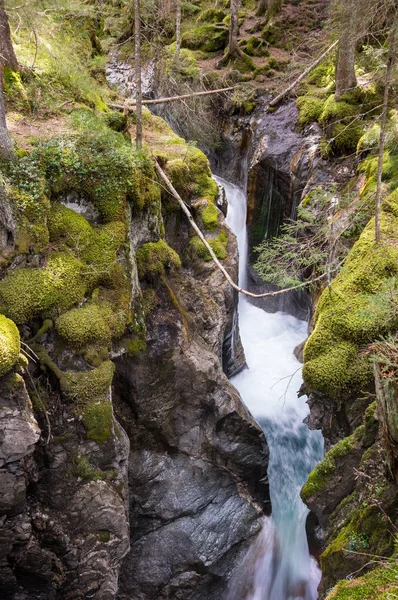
114, 256, 269, 598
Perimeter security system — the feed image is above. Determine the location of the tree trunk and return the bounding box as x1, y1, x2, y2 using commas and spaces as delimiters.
0, 0, 18, 161
334, 0, 358, 99
228, 0, 241, 57
0, 76, 14, 161
175, 0, 181, 65
0, 0, 19, 71
134, 0, 142, 151
375, 17, 397, 243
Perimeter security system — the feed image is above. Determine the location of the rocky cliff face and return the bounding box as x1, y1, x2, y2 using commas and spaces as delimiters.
0, 107, 268, 599
300, 179, 398, 595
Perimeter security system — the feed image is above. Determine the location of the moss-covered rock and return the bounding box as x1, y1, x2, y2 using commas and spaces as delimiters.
303, 212, 398, 400
136, 239, 181, 280
62, 360, 115, 443
189, 231, 228, 261
55, 301, 127, 347
296, 96, 324, 128
200, 201, 219, 232
32, 128, 159, 221
181, 23, 228, 52
325, 562, 398, 599
82, 222, 127, 287
301, 429, 360, 501
0, 315, 20, 377
239, 36, 269, 57
0, 253, 87, 324
197, 8, 227, 23
319, 95, 357, 124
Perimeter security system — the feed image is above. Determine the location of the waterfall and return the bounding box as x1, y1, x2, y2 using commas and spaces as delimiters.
214, 176, 324, 600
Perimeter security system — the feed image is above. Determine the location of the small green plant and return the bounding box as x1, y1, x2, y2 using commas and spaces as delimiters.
74, 455, 106, 481
345, 532, 370, 554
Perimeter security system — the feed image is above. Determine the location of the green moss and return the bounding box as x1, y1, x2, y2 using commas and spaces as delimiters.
83, 402, 114, 444
164, 44, 200, 79
383, 188, 398, 218
225, 53, 255, 74
136, 239, 181, 280
181, 23, 228, 52
319, 95, 358, 124
332, 121, 364, 154
102, 110, 128, 133
0, 253, 87, 324
303, 212, 398, 400
362, 401, 378, 447
307, 63, 335, 88
357, 124, 381, 154
62, 360, 115, 443
94, 530, 111, 543
296, 96, 324, 128
197, 8, 227, 23
301, 432, 357, 500
321, 505, 393, 587
230, 84, 258, 114
325, 562, 398, 599
82, 222, 127, 287
74, 455, 106, 481
190, 230, 228, 261
33, 128, 159, 221
200, 201, 219, 232
55, 301, 127, 347
48, 202, 92, 248
185, 146, 218, 200
239, 36, 269, 57
316, 94, 364, 154
127, 337, 147, 356
0, 315, 21, 377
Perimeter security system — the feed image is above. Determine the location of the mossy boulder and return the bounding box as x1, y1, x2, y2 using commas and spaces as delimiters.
163, 146, 218, 203
0, 315, 20, 377
136, 239, 181, 280
239, 36, 269, 57
55, 301, 127, 347
181, 24, 228, 52
48, 202, 92, 248
0, 253, 87, 324
48, 203, 127, 289
303, 212, 398, 400
197, 8, 227, 23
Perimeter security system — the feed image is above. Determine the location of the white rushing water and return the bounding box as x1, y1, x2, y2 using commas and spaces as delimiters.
214, 176, 324, 600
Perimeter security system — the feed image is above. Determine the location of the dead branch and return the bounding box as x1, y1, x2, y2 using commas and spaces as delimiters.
154, 160, 339, 299
110, 86, 235, 110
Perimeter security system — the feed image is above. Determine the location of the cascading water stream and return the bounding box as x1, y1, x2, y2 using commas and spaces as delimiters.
214, 176, 324, 600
